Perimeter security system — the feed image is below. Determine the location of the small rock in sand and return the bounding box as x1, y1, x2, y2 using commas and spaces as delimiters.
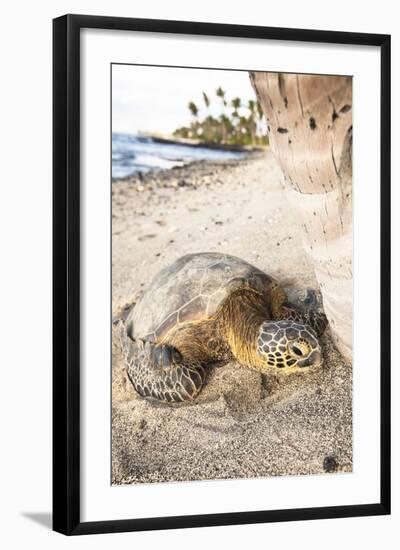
138, 234, 157, 241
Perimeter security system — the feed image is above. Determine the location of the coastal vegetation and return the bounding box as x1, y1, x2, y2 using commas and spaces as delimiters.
174, 87, 269, 147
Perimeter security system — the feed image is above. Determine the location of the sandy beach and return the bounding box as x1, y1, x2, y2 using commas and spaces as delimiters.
111, 149, 352, 484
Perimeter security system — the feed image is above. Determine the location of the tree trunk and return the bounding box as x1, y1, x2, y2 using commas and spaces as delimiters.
250, 73, 352, 361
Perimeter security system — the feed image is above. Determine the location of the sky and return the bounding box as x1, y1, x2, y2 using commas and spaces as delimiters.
112, 64, 257, 135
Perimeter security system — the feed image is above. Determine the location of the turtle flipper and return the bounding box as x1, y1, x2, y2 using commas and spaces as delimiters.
118, 322, 206, 403
279, 290, 328, 336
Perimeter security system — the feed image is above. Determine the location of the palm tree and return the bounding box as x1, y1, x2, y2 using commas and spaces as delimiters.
247, 99, 257, 144
231, 97, 241, 116
250, 72, 353, 361
202, 92, 210, 109
238, 115, 249, 143
187, 101, 199, 138
201, 93, 212, 141
216, 86, 227, 107
248, 99, 256, 112
188, 101, 198, 119
216, 87, 228, 142
229, 97, 241, 142
201, 115, 214, 142
219, 114, 232, 143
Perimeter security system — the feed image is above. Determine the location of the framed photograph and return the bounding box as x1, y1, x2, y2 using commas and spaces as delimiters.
53, 14, 390, 535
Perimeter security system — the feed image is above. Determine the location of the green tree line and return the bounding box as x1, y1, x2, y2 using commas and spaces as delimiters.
174, 87, 269, 146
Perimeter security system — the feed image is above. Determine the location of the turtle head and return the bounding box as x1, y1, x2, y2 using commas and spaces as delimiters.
257, 320, 322, 372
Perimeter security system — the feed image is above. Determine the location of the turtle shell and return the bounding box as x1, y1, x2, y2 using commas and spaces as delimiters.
126, 252, 275, 342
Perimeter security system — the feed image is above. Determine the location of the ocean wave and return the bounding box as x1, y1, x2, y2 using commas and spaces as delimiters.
112, 132, 245, 179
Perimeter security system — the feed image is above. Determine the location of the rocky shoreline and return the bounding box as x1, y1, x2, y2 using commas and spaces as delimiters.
148, 134, 263, 152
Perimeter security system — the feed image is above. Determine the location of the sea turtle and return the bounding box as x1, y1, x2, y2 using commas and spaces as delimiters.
118, 252, 327, 404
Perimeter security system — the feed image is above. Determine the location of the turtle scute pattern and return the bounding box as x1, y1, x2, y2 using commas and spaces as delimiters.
258, 320, 319, 369
128, 252, 273, 342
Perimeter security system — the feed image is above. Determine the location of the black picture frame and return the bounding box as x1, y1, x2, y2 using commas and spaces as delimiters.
53, 14, 391, 536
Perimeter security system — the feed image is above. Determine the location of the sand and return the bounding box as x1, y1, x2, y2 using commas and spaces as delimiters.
111, 149, 352, 484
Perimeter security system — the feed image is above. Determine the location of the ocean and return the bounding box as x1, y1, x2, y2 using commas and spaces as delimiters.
112, 133, 246, 180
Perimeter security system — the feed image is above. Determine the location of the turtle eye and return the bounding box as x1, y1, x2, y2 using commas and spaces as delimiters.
292, 345, 304, 356
289, 340, 310, 358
